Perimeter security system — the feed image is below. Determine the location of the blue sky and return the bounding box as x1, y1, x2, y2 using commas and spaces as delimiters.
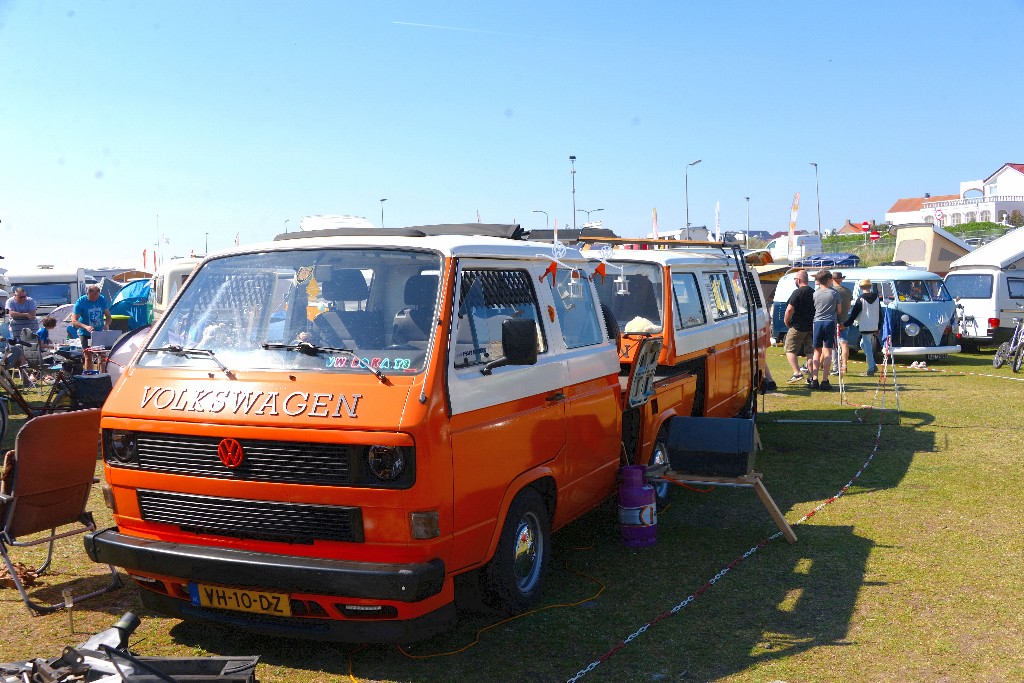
2, 1, 1023, 271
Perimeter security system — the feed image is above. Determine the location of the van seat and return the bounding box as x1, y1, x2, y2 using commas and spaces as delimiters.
313, 269, 383, 348
392, 275, 438, 346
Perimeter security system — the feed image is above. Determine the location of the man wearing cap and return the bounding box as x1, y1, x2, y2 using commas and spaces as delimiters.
830, 272, 853, 376
844, 278, 882, 376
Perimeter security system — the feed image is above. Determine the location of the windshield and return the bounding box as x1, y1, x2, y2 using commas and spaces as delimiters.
13, 283, 73, 307
893, 279, 951, 302
139, 248, 443, 374
593, 262, 664, 333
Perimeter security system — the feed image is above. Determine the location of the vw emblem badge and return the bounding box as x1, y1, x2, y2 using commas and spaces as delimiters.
217, 438, 245, 468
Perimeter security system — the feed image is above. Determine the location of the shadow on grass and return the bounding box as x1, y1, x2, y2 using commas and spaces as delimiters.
29, 399, 932, 681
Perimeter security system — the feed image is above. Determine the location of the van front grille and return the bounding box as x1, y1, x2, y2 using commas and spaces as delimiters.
133, 432, 351, 486
137, 490, 364, 544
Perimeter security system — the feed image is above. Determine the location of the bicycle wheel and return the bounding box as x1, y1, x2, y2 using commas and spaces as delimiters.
46, 388, 76, 413
993, 342, 1011, 369
1013, 345, 1024, 374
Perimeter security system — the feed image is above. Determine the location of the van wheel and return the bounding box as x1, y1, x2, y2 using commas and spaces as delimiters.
482, 488, 550, 615
993, 342, 1011, 369
648, 440, 672, 509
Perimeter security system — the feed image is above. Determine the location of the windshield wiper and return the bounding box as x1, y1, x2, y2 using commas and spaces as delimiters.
144, 345, 234, 378
261, 341, 389, 384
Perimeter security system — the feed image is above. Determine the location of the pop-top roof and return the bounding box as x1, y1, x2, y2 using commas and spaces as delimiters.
949, 226, 1024, 270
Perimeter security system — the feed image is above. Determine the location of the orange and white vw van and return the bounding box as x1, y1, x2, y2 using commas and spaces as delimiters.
85, 225, 626, 641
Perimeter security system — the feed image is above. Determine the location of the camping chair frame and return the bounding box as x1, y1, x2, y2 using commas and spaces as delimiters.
0, 409, 120, 615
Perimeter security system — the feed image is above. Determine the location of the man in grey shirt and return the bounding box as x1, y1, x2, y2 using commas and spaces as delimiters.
810, 270, 840, 390
6, 287, 37, 340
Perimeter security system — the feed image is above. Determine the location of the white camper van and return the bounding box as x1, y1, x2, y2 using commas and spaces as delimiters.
764, 234, 823, 262
6, 266, 94, 315
944, 227, 1024, 350
150, 257, 202, 322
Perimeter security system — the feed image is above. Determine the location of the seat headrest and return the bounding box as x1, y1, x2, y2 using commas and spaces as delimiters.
404, 275, 439, 308
320, 270, 369, 301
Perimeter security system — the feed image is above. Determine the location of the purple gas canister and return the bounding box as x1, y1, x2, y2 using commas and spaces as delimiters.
618, 465, 657, 547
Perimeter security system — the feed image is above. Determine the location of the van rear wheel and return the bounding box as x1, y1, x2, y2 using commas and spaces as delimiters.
648, 440, 671, 509
482, 487, 550, 615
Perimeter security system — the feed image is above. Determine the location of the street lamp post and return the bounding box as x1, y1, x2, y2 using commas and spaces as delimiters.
744, 197, 750, 246
685, 159, 702, 240
205, 232, 209, 254
379, 198, 388, 227
284, 219, 290, 234
532, 209, 549, 230
810, 162, 821, 234
577, 208, 603, 224
569, 155, 577, 230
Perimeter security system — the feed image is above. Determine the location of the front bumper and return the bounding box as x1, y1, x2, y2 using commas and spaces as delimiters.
84, 527, 445, 602
887, 344, 961, 357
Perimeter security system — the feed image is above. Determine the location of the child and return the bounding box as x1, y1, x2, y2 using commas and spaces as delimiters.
36, 316, 57, 349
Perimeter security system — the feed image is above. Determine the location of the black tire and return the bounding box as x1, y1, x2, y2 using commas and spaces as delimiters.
0, 398, 7, 441
482, 487, 550, 615
993, 342, 1011, 369
1014, 346, 1024, 374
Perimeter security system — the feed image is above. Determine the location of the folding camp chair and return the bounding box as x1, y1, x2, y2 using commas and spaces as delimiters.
0, 409, 121, 614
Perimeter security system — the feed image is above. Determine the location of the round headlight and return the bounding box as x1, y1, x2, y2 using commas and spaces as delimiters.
367, 445, 406, 481
904, 322, 921, 337
107, 430, 138, 465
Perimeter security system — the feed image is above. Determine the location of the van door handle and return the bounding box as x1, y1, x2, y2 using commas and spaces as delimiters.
546, 392, 566, 402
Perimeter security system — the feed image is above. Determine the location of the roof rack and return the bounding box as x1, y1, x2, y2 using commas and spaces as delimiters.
273, 223, 525, 241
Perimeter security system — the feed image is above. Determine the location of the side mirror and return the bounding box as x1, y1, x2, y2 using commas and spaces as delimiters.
481, 318, 538, 375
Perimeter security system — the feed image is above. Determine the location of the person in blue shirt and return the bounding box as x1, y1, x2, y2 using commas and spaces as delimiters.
36, 316, 57, 349
73, 285, 112, 371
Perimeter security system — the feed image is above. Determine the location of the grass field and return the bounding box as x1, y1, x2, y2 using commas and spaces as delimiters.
2, 347, 1023, 682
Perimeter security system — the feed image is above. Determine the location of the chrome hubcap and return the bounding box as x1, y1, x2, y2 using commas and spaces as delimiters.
512, 512, 542, 592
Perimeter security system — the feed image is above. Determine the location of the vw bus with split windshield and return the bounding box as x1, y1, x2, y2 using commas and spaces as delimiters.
85, 225, 641, 642
771, 265, 959, 359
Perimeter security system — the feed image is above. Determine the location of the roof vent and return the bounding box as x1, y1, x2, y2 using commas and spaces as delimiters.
924, 193, 931, 198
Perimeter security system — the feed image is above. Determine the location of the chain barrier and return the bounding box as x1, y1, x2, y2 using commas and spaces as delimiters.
565, 349, 897, 683
843, 356, 1024, 382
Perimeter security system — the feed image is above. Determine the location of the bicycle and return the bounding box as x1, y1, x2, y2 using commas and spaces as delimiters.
0, 342, 85, 440
992, 306, 1024, 372
953, 301, 981, 353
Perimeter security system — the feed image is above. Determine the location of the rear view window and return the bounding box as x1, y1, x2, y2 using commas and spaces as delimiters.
944, 274, 993, 299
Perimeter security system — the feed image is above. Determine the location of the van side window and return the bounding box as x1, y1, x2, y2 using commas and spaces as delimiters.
671, 273, 706, 329
705, 272, 737, 320
454, 269, 547, 369
547, 270, 603, 348
730, 271, 749, 314
1007, 278, 1024, 299
881, 282, 896, 301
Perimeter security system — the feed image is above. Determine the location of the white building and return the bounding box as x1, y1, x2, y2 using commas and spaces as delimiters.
885, 163, 1024, 227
